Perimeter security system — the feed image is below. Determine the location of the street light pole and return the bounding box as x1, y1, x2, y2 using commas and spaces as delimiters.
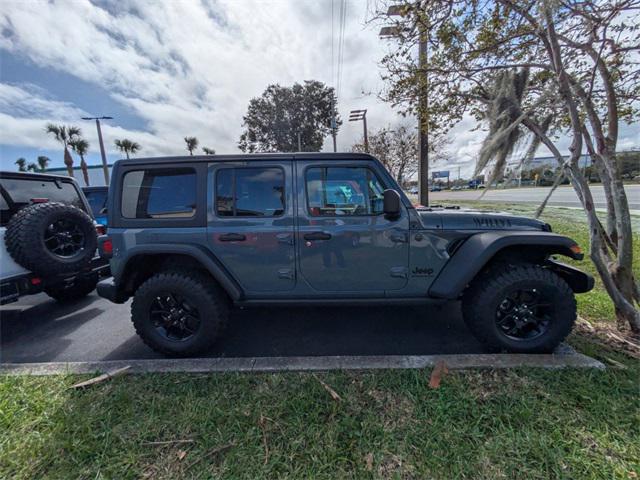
349, 109, 368, 153
418, 36, 429, 206
82, 116, 112, 185
380, 4, 429, 206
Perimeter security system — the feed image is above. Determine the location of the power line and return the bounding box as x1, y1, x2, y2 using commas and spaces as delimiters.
336, 0, 347, 102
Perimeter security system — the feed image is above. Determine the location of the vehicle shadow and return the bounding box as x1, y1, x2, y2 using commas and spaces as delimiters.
1, 295, 104, 363
103, 302, 489, 360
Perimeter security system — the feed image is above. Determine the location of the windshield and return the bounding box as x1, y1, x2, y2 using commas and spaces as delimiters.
84, 189, 108, 218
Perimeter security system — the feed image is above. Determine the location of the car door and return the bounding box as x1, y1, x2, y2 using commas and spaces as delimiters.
296, 160, 410, 293
208, 160, 296, 293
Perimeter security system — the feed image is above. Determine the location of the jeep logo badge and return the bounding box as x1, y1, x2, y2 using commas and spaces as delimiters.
411, 266, 434, 277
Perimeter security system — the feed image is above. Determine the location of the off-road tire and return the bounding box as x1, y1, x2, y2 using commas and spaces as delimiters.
4, 202, 97, 276
44, 273, 99, 303
462, 264, 576, 353
131, 271, 229, 357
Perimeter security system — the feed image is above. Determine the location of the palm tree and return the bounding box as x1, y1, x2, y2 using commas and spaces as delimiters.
70, 138, 91, 186
46, 124, 81, 177
15, 158, 27, 172
114, 139, 141, 159
37, 156, 50, 172
184, 136, 199, 155
202, 147, 216, 155
27, 163, 38, 172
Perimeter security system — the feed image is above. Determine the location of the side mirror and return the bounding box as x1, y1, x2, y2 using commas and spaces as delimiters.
383, 189, 401, 218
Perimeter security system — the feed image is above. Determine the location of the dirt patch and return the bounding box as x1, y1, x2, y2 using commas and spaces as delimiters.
575, 317, 640, 359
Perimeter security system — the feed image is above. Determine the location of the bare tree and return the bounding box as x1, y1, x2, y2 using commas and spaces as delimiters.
374, 0, 639, 331
352, 125, 419, 186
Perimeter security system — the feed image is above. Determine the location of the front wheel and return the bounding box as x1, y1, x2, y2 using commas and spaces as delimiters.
131, 271, 229, 357
462, 264, 576, 353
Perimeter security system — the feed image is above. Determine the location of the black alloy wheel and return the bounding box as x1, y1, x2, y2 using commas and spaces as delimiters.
150, 292, 202, 341
44, 219, 86, 258
495, 287, 553, 341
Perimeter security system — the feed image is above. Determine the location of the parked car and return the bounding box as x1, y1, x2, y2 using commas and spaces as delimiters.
97, 153, 593, 357
1, 171, 110, 304
408, 187, 418, 195
82, 186, 109, 227
430, 185, 442, 192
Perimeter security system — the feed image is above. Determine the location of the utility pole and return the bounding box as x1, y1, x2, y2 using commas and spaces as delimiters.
331, 99, 338, 152
380, 5, 429, 205
349, 109, 368, 153
297, 132, 302, 152
82, 116, 112, 185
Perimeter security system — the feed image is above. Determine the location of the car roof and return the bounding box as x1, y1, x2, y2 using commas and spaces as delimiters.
0, 171, 78, 182
113, 152, 377, 167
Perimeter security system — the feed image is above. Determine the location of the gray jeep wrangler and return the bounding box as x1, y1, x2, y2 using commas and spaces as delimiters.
97, 153, 594, 356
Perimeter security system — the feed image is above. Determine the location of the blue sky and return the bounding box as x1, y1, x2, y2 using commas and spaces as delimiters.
1, 0, 638, 177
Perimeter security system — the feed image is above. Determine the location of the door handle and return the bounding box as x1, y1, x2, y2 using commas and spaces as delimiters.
304, 232, 332, 241
276, 233, 293, 245
389, 232, 408, 243
219, 233, 246, 242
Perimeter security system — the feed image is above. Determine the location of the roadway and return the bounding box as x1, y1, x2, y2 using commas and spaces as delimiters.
0, 293, 487, 363
429, 184, 640, 213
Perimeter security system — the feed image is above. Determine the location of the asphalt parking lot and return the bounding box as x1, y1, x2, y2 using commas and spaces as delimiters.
0, 292, 488, 363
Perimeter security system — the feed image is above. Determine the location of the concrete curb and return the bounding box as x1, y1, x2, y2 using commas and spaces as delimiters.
0, 351, 604, 376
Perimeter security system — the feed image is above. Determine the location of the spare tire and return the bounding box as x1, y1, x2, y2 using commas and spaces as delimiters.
4, 202, 97, 277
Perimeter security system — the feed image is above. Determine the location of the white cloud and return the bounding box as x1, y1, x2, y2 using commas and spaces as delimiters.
0, 0, 637, 171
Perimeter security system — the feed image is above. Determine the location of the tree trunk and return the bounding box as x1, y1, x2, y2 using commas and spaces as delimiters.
534, 169, 564, 218
64, 147, 74, 178
80, 155, 90, 186
541, 1, 639, 331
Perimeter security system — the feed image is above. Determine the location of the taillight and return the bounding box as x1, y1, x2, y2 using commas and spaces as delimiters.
95, 224, 106, 235
99, 237, 113, 258
31, 198, 49, 204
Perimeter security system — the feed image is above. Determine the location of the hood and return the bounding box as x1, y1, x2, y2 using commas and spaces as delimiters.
416, 206, 550, 231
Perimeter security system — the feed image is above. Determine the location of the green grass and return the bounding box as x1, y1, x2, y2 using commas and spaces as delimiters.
1, 361, 639, 479
1, 204, 639, 479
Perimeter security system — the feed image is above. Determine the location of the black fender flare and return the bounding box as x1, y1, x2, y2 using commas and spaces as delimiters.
428, 231, 585, 299
115, 244, 243, 301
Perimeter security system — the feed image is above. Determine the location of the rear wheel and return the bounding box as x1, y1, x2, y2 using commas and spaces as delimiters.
131, 271, 229, 357
462, 264, 576, 353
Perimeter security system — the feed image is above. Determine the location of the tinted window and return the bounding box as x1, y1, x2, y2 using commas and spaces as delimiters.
121, 168, 196, 219
216, 168, 285, 217
84, 189, 108, 217
306, 167, 385, 216
1, 177, 85, 226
